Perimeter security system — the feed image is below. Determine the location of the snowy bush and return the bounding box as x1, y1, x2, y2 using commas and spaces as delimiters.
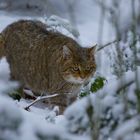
64, 70, 140, 140
45, 15, 80, 39
106, 32, 140, 76
0, 96, 23, 140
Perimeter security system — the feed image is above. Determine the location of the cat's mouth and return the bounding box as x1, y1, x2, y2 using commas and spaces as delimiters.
64, 75, 86, 84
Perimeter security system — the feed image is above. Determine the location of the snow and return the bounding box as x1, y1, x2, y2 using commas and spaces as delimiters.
64, 97, 89, 133
113, 117, 140, 140
0, 96, 23, 140
112, 103, 124, 120
46, 15, 80, 38
0, 96, 22, 126
101, 70, 135, 95
102, 95, 116, 108
0, 58, 18, 94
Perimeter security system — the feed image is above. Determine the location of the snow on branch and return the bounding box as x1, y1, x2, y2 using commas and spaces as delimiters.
99, 70, 135, 95
46, 15, 80, 38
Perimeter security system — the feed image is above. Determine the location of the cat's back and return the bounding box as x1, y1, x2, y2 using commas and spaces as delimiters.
2, 20, 76, 50
2, 20, 47, 36
2, 20, 49, 45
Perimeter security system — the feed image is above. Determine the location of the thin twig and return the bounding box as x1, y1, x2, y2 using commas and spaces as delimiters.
117, 80, 134, 94
97, 39, 120, 52
97, 36, 140, 52
24, 82, 70, 110
24, 93, 59, 110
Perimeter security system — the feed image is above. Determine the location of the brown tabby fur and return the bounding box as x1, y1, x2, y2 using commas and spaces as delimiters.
0, 20, 96, 113
0, 34, 5, 57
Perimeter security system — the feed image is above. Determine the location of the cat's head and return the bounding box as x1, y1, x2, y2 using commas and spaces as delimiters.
61, 45, 96, 84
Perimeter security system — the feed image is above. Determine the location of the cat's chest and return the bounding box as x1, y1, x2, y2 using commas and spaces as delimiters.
54, 81, 82, 96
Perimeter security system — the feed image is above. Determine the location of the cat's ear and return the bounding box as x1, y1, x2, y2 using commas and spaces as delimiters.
63, 45, 72, 59
88, 44, 97, 55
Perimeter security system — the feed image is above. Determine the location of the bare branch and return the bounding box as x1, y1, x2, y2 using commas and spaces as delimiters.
24, 93, 59, 110
117, 80, 134, 94
97, 39, 120, 52
24, 91, 73, 111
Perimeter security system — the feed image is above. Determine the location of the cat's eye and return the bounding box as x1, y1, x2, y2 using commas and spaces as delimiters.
72, 66, 79, 71
86, 66, 91, 71
85, 65, 96, 71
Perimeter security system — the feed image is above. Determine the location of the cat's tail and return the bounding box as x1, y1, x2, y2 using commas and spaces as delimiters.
0, 33, 5, 59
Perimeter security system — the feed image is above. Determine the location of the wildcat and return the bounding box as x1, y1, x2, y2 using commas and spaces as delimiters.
0, 20, 96, 113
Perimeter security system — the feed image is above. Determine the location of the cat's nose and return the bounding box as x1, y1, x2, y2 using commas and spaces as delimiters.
80, 75, 85, 79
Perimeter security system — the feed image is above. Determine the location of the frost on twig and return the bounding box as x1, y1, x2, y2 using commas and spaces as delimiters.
24, 93, 59, 111
46, 15, 80, 38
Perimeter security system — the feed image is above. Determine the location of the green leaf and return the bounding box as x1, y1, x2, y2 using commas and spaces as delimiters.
79, 92, 89, 98
79, 76, 106, 98
90, 77, 106, 93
